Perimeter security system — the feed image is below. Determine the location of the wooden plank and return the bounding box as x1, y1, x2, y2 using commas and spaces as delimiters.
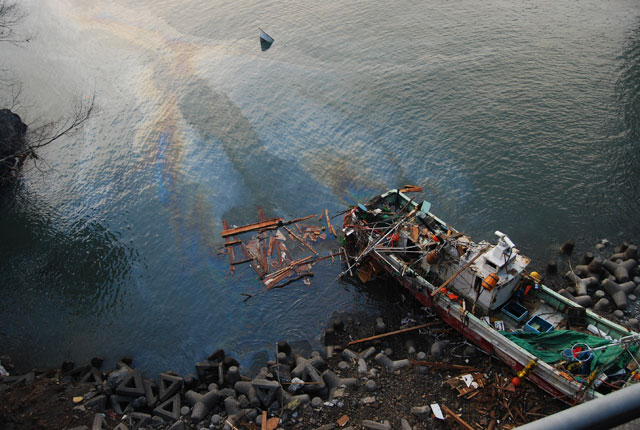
230, 258, 254, 266
345, 322, 438, 346
224, 240, 242, 247
283, 225, 318, 255
408, 359, 481, 372
283, 214, 317, 225
241, 243, 265, 279
399, 185, 423, 193
267, 236, 276, 257
222, 220, 235, 275
221, 218, 283, 238
441, 404, 475, 430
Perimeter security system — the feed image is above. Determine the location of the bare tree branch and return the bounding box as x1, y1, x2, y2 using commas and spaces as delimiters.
0, 0, 29, 46
0, 94, 98, 185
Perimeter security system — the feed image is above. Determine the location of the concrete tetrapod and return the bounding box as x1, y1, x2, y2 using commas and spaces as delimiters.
565, 271, 599, 296
604, 279, 630, 310
603, 259, 637, 283
374, 353, 410, 371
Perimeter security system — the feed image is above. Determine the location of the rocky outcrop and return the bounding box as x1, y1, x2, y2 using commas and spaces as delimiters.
0, 109, 28, 185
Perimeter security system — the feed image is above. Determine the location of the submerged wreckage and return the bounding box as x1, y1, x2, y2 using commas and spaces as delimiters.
341, 188, 640, 404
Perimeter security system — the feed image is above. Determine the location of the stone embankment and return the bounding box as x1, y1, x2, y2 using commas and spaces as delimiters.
0, 309, 567, 430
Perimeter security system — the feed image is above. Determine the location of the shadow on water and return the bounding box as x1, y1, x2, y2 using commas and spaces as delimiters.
178, 78, 335, 221
0, 186, 139, 368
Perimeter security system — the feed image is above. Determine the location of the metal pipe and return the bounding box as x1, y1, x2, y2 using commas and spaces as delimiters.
513, 383, 640, 430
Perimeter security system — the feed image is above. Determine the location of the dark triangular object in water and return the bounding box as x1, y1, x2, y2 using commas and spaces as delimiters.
259, 27, 274, 51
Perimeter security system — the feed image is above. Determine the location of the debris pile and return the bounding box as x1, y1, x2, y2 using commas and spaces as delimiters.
220, 209, 341, 293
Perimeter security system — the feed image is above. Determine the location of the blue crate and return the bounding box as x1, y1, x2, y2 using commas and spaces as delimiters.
502, 301, 529, 324
524, 315, 554, 333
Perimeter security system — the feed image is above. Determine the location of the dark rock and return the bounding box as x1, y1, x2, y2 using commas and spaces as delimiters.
0, 109, 27, 184
131, 396, 147, 410
546, 260, 558, 274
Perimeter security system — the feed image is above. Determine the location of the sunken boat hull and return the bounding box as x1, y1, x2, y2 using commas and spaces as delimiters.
342, 189, 640, 404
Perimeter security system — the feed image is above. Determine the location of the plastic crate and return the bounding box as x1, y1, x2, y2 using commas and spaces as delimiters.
502, 301, 529, 324
524, 315, 554, 333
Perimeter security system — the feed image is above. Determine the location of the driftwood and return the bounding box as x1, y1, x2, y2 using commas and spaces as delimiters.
222, 218, 283, 237
345, 322, 439, 346
283, 225, 318, 255
441, 404, 475, 430
408, 359, 481, 372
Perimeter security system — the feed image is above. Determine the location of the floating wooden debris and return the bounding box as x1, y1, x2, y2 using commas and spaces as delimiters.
399, 184, 423, 193
222, 218, 283, 237
221, 209, 340, 294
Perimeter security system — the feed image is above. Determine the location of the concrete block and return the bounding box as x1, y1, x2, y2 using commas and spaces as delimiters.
235, 381, 260, 407
153, 393, 181, 422
116, 369, 145, 397
157, 373, 183, 403
252, 378, 281, 407
375, 353, 410, 371
362, 419, 391, 430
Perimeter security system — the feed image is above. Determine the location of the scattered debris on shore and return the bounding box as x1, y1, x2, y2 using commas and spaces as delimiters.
0, 287, 568, 430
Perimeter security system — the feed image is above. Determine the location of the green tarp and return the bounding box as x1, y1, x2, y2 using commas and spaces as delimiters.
502, 330, 638, 373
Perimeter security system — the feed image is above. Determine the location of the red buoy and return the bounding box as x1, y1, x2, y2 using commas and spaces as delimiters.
512, 377, 521, 387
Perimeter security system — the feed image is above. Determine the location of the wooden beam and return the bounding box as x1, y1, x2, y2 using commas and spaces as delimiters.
441, 404, 475, 430
221, 218, 283, 237
224, 240, 242, 247
345, 322, 438, 346
408, 359, 481, 372
283, 225, 318, 255
222, 220, 236, 275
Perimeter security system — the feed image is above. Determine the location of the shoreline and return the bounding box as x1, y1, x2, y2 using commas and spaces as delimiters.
2, 231, 639, 429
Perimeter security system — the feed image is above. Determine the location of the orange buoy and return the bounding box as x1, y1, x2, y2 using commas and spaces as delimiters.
481, 273, 499, 290
512, 377, 521, 387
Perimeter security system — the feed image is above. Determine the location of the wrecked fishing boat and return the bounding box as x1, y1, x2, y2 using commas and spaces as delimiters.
341, 188, 640, 403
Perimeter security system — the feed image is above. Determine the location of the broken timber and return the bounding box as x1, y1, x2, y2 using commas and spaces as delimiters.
221, 218, 283, 238
345, 322, 438, 346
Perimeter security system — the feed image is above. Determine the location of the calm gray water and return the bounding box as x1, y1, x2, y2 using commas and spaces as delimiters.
1, 0, 639, 375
